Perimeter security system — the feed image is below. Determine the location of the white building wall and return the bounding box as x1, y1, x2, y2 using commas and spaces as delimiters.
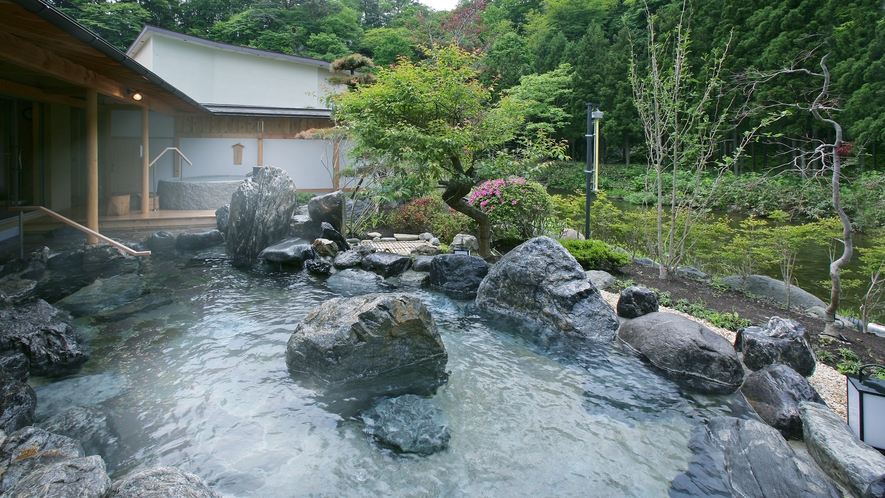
178, 138, 259, 179
147, 35, 333, 109
262, 139, 335, 190
131, 36, 153, 70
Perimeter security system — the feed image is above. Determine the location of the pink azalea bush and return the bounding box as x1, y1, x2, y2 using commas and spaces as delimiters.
468, 178, 554, 241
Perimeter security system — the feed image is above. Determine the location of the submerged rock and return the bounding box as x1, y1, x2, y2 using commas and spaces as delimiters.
145, 231, 177, 253
106, 467, 222, 498
40, 406, 121, 471
226, 166, 298, 263
0, 300, 89, 377
362, 395, 450, 456
670, 417, 840, 497
475, 237, 619, 345
54, 274, 145, 318
618, 312, 744, 394
741, 363, 824, 439
286, 293, 447, 393
800, 401, 885, 498
361, 252, 412, 278
176, 229, 225, 252
429, 254, 488, 300
325, 269, 392, 296
735, 316, 816, 377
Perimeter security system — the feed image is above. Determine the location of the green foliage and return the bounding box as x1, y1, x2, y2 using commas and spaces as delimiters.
389, 196, 472, 241
469, 178, 553, 240
837, 347, 863, 375
549, 190, 585, 234
506, 63, 575, 138
630, 287, 751, 331
57, 0, 152, 50
558, 239, 631, 272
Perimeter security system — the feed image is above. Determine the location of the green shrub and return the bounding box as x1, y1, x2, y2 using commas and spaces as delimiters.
390, 196, 472, 242
558, 239, 631, 271
469, 178, 554, 241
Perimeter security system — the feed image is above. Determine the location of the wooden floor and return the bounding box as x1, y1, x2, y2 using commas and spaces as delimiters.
11, 206, 217, 234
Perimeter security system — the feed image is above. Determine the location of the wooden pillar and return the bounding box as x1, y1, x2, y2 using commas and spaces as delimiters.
173, 116, 181, 177
257, 137, 263, 166
31, 103, 42, 205
86, 89, 99, 244
141, 106, 149, 214
333, 139, 340, 190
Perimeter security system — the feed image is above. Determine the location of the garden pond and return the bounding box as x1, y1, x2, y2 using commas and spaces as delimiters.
31, 247, 755, 497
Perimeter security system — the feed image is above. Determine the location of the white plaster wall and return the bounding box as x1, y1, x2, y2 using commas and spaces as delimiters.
149, 35, 334, 109
132, 37, 153, 70
177, 138, 258, 179
262, 139, 335, 190
148, 139, 175, 187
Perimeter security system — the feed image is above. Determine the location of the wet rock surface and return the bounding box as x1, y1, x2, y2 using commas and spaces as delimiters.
361, 252, 412, 278
670, 416, 841, 497
0, 427, 85, 493
3, 455, 110, 498
145, 231, 177, 253
107, 466, 223, 498
618, 312, 744, 394
226, 166, 298, 263
325, 269, 392, 296
54, 273, 145, 318
175, 229, 225, 252
741, 363, 825, 439
362, 395, 450, 456
258, 238, 316, 265
0, 372, 37, 433
40, 405, 122, 471
286, 293, 447, 393
429, 254, 488, 300
801, 401, 885, 498
735, 316, 816, 376
475, 237, 619, 345
0, 351, 30, 382
0, 300, 88, 377
307, 191, 345, 231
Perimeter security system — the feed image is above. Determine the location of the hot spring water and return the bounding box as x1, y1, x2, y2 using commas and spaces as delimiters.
32, 248, 746, 496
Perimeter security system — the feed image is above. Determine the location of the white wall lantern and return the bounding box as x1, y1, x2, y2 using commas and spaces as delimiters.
847, 364, 885, 452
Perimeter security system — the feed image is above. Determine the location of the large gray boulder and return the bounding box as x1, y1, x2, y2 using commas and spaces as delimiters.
257, 238, 316, 265
215, 205, 230, 234
286, 293, 447, 391
670, 416, 840, 497
145, 231, 176, 253
735, 316, 816, 376
616, 286, 659, 318
361, 252, 412, 278
0, 351, 30, 383
2, 455, 110, 498
618, 312, 744, 394
325, 269, 392, 297
307, 190, 345, 231
475, 237, 619, 343
362, 394, 449, 456
0, 372, 36, 433
226, 166, 298, 263
801, 401, 885, 498
741, 363, 825, 439
0, 427, 85, 493
720, 275, 826, 310
40, 406, 121, 471
0, 300, 89, 377
429, 254, 489, 300
106, 467, 222, 498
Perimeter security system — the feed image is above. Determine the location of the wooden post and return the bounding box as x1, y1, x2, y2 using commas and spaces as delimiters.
333, 139, 340, 190
257, 138, 263, 166
86, 88, 98, 244
141, 106, 149, 214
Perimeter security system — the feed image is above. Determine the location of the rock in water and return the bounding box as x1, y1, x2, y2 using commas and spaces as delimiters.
226, 166, 298, 263
735, 316, 817, 376
258, 238, 316, 265
0, 372, 37, 433
2, 455, 110, 498
286, 293, 447, 392
618, 312, 744, 394
321, 222, 350, 252
0, 300, 89, 377
741, 363, 824, 439
800, 401, 885, 498
106, 467, 222, 498
307, 191, 345, 231
0, 427, 85, 493
670, 417, 840, 497
215, 205, 230, 234
362, 395, 450, 456
40, 406, 121, 471
475, 237, 619, 344
429, 254, 488, 300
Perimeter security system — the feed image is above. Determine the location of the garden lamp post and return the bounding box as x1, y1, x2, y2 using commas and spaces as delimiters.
847, 364, 885, 452
584, 103, 604, 239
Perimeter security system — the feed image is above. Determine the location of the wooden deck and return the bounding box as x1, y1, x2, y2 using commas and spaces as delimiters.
8, 206, 217, 234
360, 240, 427, 255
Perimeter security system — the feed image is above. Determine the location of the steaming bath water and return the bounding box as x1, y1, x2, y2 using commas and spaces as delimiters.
33, 249, 743, 496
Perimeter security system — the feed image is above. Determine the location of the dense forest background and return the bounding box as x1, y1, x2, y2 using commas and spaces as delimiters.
54, 0, 885, 167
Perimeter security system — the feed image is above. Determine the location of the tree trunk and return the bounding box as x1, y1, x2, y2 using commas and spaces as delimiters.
441, 180, 491, 258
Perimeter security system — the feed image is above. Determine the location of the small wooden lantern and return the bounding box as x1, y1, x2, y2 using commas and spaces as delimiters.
232, 142, 245, 165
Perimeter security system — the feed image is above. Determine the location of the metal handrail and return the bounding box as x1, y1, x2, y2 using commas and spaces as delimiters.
9, 206, 151, 258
